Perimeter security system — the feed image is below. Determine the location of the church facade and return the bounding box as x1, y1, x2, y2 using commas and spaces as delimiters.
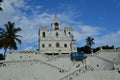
38, 15, 77, 55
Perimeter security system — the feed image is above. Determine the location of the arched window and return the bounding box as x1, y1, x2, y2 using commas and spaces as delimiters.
56, 42, 60, 48
54, 22, 59, 30
42, 44, 45, 48
49, 44, 51, 47
68, 32, 71, 36
43, 32, 45, 37
56, 32, 59, 37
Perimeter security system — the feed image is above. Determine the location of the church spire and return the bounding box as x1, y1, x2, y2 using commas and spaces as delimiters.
54, 14, 58, 21
51, 14, 60, 30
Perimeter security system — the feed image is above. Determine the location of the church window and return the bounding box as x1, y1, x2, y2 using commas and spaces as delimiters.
43, 32, 45, 37
68, 32, 71, 34
56, 42, 60, 48
20, 56, 22, 58
97, 64, 99, 67
64, 44, 67, 47
68, 32, 71, 36
56, 32, 59, 37
49, 44, 51, 47
42, 44, 45, 48
54, 22, 59, 26
55, 26, 59, 30
54, 22, 59, 30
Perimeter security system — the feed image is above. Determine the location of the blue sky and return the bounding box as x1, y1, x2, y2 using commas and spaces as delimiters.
0, 0, 120, 51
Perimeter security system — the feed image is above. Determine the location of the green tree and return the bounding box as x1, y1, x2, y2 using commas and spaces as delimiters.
86, 36, 95, 53
0, 21, 22, 58
101, 45, 114, 49
93, 47, 100, 53
77, 45, 91, 54
86, 36, 95, 48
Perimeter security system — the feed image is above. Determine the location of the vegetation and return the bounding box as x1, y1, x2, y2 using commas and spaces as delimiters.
86, 36, 95, 49
0, 21, 22, 59
0, 0, 3, 11
77, 45, 91, 54
92, 47, 100, 53
101, 45, 114, 49
77, 36, 95, 54
77, 36, 115, 54
93, 45, 114, 53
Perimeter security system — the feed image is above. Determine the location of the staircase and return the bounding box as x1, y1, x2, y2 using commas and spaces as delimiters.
0, 59, 69, 73
57, 64, 86, 80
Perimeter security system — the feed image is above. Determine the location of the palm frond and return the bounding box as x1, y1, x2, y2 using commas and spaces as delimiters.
15, 38, 22, 44
15, 34, 23, 38
14, 27, 22, 33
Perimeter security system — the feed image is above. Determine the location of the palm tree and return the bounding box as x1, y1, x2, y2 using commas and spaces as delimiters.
0, 21, 22, 58
86, 36, 95, 51
0, 0, 3, 11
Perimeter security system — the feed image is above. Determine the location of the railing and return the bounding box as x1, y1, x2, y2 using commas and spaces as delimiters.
46, 54, 70, 61
0, 60, 36, 67
93, 49, 103, 55
58, 64, 86, 80
94, 49, 120, 55
40, 37, 72, 41
8, 50, 39, 54
102, 49, 120, 53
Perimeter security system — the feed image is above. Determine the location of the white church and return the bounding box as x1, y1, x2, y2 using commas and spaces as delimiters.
38, 15, 77, 55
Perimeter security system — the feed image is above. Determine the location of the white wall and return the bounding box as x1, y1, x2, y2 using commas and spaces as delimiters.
6, 51, 47, 61
86, 56, 113, 71
86, 49, 120, 71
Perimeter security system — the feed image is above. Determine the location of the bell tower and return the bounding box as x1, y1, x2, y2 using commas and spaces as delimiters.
51, 14, 61, 30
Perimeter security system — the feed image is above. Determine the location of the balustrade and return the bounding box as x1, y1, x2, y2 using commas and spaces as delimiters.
58, 64, 87, 80
95, 49, 120, 54
9, 50, 39, 54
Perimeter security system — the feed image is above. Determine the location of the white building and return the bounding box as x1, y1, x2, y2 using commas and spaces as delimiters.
38, 15, 77, 55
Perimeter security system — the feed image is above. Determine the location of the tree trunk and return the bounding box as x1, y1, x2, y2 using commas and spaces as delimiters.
3, 48, 7, 59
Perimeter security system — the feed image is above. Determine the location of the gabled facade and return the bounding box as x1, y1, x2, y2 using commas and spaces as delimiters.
38, 15, 77, 55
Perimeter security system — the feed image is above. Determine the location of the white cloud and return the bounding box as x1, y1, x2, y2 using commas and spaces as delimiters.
73, 25, 101, 47
11, 0, 26, 8
35, 6, 43, 10
0, 0, 15, 24
80, 25, 100, 36
74, 25, 100, 41
24, 46, 34, 50
95, 30, 120, 47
